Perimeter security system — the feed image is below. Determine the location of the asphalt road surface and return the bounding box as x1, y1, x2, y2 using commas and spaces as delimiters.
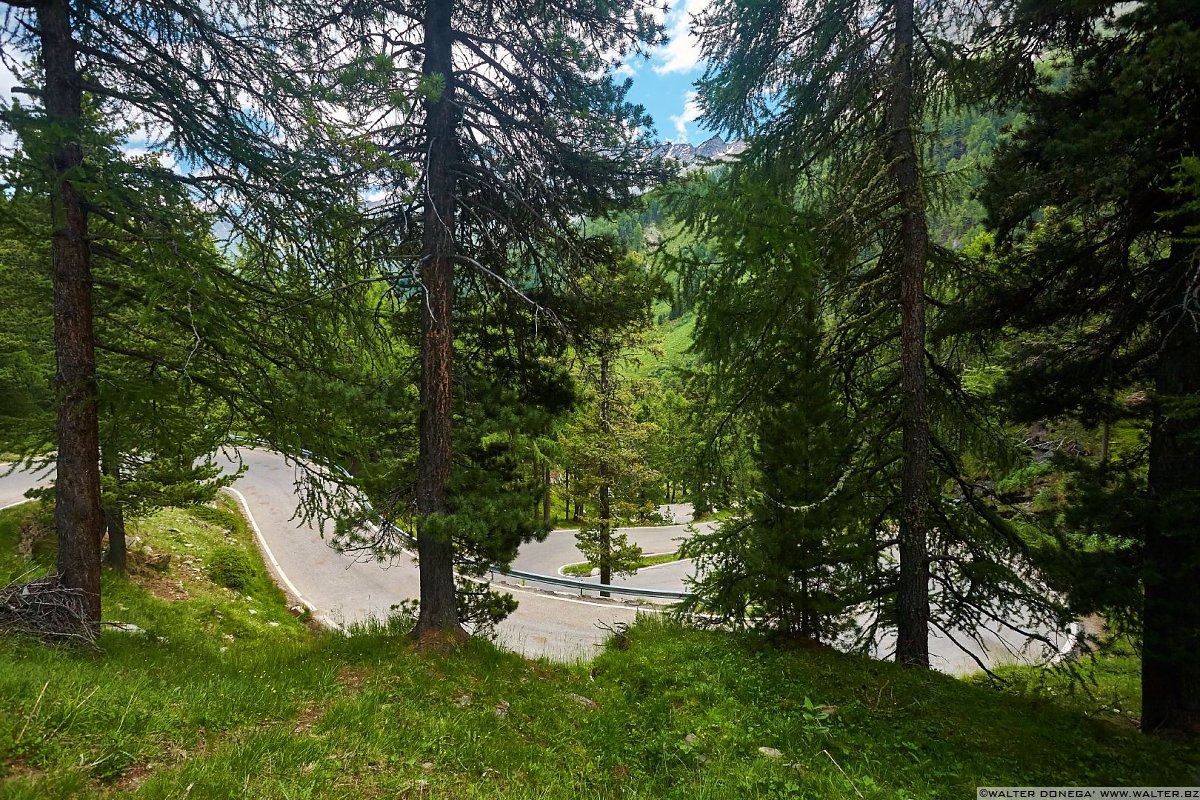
0, 460, 51, 509
2, 450, 1074, 672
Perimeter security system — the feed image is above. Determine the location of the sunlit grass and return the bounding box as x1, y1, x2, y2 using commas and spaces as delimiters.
561, 550, 682, 577
0, 502, 1195, 798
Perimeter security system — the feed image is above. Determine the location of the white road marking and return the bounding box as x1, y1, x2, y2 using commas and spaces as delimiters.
225, 487, 319, 617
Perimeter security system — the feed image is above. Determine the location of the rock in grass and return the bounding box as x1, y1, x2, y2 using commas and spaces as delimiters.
494, 701, 510, 719
145, 553, 171, 571
758, 747, 784, 759
568, 693, 599, 710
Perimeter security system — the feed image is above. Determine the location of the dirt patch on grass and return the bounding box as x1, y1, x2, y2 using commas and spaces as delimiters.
337, 666, 369, 691
292, 666, 372, 736
110, 737, 211, 793
130, 559, 191, 602
413, 627, 470, 655
291, 701, 327, 736
2, 756, 47, 782
112, 760, 155, 792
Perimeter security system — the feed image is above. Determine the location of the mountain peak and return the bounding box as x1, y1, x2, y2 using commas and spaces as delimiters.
650, 137, 746, 168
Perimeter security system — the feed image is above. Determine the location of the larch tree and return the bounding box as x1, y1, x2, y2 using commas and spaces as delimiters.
971, 0, 1200, 734
685, 0, 1066, 667
673, 174, 877, 642
329, 0, 665, 639
689, 0, 944, 665
0, 143, 239, 574
0, 0, 367, 631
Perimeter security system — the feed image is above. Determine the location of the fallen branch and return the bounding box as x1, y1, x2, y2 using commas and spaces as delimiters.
0, 574, 98, 646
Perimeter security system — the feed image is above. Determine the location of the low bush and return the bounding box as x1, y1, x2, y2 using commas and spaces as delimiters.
207, 544, 256, 591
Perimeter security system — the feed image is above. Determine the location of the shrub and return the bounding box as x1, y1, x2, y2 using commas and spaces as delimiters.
207, 545, 256, 591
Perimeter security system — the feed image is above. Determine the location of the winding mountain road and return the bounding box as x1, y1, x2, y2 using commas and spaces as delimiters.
3, 449, 1074, 672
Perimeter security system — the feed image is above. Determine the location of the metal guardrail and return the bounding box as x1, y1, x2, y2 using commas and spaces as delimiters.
492, 566, 692, 601
378, 520, 693, 601
229, 439, 694, 603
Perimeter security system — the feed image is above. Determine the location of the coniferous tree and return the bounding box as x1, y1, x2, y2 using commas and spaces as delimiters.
691, 0, 944, 665
0, 0, 362, 630
971, 0, 1200, 733
673, 175, 877, 642
679, 3, 1066, 665
0, 132, 288, 574
329, 0, 665, 638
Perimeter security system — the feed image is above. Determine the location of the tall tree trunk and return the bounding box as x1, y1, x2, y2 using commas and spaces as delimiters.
598, 481, 612, 597
531, 457, 540, 519
1142, 250, 1200, 733
413, 0, 464, 641
101, 449, 126, 572
563, 469, 570, 519
39, 0, 103, 629
598, 352, 612, 597
888, 0, 931, 668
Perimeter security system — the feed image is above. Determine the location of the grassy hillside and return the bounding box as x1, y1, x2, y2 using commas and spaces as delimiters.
633, 309, 696, 381
0, 501, 1195, 798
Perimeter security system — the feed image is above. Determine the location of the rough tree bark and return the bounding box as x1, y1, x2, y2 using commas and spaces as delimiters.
888, 0, 931, 668
1142, 245, 1200, 734
413, 0, 465, 641
38, 0, 104, 628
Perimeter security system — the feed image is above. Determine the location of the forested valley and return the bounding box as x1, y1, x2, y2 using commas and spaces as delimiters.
0, 0, 1197, 795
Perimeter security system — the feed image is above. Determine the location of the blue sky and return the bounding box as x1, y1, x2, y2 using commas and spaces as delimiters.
620, 0, 718, 144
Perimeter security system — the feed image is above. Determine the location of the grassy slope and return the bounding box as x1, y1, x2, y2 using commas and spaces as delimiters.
561, 550, 681, 577
0, 502, 1196, 799
631, 309, 695, 382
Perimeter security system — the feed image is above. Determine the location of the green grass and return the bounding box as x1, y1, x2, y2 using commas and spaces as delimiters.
631, 311, 695, 381
690, 508, 735, 524
561, 550, 682, 577
979, 638, 1147, 729
0, 502, 1196, 798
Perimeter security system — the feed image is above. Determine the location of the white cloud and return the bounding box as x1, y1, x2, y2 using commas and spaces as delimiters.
670, 90, 701, 142
653, 0, 707, 75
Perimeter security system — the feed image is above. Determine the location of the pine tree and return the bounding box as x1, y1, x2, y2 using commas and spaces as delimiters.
972, 0, 1200, 733
0, 0, 361, 630
690, 0, 948, 664
329, 0, 665, 638
561, 351, 659, 593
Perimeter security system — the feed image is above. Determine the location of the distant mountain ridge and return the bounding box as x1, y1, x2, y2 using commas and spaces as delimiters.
650, 136, 747, 167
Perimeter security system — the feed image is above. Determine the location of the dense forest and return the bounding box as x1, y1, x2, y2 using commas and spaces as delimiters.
0, 0, 1196, 753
